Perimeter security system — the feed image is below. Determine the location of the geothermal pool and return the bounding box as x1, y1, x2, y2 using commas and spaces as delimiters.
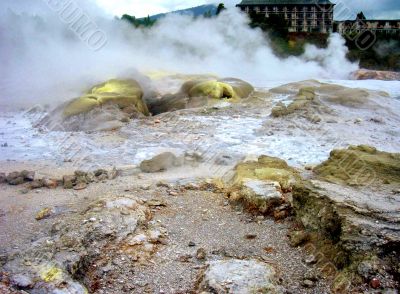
1, 79, 399, 171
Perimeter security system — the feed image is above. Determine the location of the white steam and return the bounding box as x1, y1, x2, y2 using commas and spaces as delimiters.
0, 0, 358, 108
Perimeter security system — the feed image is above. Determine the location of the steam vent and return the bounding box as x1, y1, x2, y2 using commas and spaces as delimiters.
236, 0, 335, 33
2, 1, 400, 294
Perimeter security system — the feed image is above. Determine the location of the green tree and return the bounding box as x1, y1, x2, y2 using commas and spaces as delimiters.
121, 14, 137, 26
356, 11, 366, 20
121, 14, 156, 28
216, 3, 226, 15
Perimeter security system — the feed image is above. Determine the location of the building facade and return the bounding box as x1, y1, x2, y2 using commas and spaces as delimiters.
336, 19, 400, 35
236, 0, 335, 33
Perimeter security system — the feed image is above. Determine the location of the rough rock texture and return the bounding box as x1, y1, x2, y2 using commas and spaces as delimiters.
139, 152, 183, 173
352, 69, 400, 81
2, 195, 166, 293
271, 87, 316, 118
235, 179, 283, 215
270, 80, 389, 122
147, 77, 254, 115
292, 180, 400, 291
63, 79, 149, 117
4, 171, 35, 186
197, 259, 278, 293
40, 79, 149, 131
314, 145, 400, 186
232, 155, 300, 190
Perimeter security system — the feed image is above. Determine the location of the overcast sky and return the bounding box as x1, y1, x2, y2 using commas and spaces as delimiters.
95, 0, 400, 19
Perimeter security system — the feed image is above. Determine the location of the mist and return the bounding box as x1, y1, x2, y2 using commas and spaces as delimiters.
0, 0, 358, 108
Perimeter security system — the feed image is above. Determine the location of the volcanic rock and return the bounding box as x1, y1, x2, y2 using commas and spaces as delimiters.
232, 155, 300, 190
352, 69, 400, 81
140, 152, 181, 173
147, 77, 254, 115
314, 145, 400, 186
197, 259, 277, 293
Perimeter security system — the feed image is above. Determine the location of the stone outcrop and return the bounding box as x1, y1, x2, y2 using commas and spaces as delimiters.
232, 155, 300, 191
139, 152, 183, 173
231, 179, 283, 215
226, 156, 298, 219
147, 77, 254, 115
270, 80, 389, 122
63, 79, 149, 118
3, 171, 35, 186
292, 180, 400, 291
40, 79, 150, 131
314, 145, 400, 186
2, 195, 166, 293
197, 259, 278, 293
352, 69, 400, 81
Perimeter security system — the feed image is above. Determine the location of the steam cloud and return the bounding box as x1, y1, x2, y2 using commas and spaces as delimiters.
0, 0, 358, 108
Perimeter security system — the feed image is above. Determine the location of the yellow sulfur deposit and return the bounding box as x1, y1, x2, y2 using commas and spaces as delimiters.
40, 266, 63, 282
188, 80, 237, 100
63, 79, 149, 117
314, 145, 400, 186
233, 155, 300, 190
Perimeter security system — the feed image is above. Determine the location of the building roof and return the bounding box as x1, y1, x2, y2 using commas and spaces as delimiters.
237, 0, 334, 5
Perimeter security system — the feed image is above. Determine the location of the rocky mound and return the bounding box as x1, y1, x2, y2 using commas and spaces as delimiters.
314, 145, 400, 186
226, 148, 400, 291
270, 80, 389, 122
147, 77, 254, 115
2, 195, 167, 293
352, 69, 400, 81
227, 156, 300, 219
197, 259, 278, 293
292, 180, 400, 291
40, 79, 150, 131
63, 79, 149, 118
232, 155, 300, 190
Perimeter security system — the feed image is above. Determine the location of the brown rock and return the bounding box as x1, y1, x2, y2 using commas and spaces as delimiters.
140, 152, 179, 173
35, 208, 52, 220
21, 170, 35, 181
196, 248, 207, 260
274, 209, 289, 221
288, 230, 309, 247
370, 278, 381, 289
245, 234, 257, 240
352, 69, 400, 81
43, 178, 58, 189
63, 175, 76, 189
29, 179, 44, 189
6, 172, 25, 185
8, 177, 25, 185
94, 169, 107, 177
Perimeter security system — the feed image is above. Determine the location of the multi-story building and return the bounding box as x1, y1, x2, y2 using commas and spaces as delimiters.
236, 0, 335, 33
336, 19, 400, 35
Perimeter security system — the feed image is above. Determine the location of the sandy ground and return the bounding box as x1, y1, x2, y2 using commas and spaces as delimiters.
0, 169, 331, 293
1, 80, 400, 293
